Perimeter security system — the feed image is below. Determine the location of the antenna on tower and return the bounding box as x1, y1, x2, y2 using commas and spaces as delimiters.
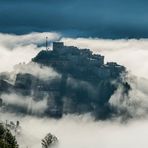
46, 37, 48, 51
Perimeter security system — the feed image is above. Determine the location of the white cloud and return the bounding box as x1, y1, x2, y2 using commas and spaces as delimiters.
1, 113, 148, 148
12, 62, 61, 81
0, 32, 60, 72
1, 93, 48, 115
0, 32, 60, 49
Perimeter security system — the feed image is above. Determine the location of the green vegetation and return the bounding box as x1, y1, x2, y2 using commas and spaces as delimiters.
42, 133, 58, 148
0, 123, 19, 148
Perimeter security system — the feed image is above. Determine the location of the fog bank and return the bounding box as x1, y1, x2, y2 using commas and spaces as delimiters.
1, 112, 148, 148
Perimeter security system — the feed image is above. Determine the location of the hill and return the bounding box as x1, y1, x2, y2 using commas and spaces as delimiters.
0, 42, 130, 119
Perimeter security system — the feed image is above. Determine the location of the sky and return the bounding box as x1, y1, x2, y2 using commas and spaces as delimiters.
0, 0, 148, 38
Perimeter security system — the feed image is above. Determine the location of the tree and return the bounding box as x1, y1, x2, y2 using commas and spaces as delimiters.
42, 133, 58, 148
0, 123, 19, 148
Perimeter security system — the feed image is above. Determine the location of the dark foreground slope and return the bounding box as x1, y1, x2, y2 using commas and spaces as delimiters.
0, 42, 130, 119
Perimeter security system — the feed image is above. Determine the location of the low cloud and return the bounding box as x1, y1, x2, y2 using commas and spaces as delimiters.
1, 113, 148, 148
109, 74, 148, 119
12, 62, 61, 81
0, 32, 60, 72
1, 93, 48, 115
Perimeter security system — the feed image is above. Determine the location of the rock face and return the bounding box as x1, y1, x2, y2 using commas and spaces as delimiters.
0, 42, 130, 119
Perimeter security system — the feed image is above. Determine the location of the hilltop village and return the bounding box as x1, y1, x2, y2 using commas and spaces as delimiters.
0, 42, 129, 119
33, 42, 125, 81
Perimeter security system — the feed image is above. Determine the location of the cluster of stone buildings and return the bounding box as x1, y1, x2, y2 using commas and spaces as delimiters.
51, 42, 125, 79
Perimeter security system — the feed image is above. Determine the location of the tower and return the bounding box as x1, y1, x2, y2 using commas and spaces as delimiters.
46, 37, 48, 51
